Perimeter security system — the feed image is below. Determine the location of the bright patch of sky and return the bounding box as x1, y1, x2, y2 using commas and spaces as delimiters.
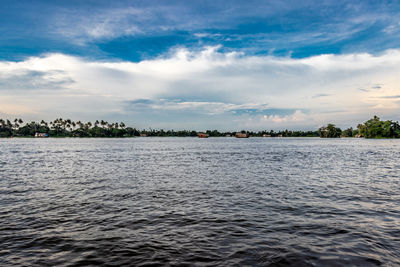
0, 0, 399, 130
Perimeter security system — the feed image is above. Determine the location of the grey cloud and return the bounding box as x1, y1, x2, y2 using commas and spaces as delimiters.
376, 95, 400, 99
0, 70, 74, 90
312, 93, 332, 98
126, 99, 273, 116
129, 99, 154, 104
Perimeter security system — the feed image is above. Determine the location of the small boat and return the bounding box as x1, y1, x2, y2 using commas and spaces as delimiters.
197, 132, 209, 138
35, 132, 49, 138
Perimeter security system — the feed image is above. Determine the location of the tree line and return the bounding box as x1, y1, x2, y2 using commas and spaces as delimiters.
0, 118, 319, 138
318, 116, 400, 138
0, 116, 399, 138
0, 118, 135, 138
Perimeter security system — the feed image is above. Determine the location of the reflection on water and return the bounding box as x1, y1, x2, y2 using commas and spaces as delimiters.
0, 137, 399, 266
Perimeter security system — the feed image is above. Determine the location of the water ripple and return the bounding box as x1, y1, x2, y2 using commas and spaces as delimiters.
0, 138, 399, 266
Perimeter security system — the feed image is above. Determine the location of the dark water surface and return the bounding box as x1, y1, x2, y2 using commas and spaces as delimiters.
1, 137, 399, 266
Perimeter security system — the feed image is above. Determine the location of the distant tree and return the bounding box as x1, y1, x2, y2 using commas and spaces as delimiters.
318, 124, 342, 138
341, 127, 354, 137
358, 116, 400, 138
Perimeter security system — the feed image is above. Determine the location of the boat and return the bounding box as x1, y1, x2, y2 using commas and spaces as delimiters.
35, 132, 49, 138
197, 132, 209, 138
235, 132, 249, 138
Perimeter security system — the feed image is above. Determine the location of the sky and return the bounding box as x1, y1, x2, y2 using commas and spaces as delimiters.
0, 0, 400, 130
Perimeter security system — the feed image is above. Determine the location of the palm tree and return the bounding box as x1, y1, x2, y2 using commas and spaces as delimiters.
13, 119, 20, 130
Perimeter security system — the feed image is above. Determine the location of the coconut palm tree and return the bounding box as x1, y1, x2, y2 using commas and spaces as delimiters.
13, 118, 20, 130
6, 120, 13, 129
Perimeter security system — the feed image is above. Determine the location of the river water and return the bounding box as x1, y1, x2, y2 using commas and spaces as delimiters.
1, 137, 399, 266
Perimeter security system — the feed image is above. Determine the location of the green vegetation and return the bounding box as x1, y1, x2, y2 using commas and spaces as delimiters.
0, 118, 319, 138
318, 124, 342, 138
0, 116, 399, 138
341, 127, 358, 137
318, 116, 400, 138
0, 118, 139, 138
357, 116, 400, 138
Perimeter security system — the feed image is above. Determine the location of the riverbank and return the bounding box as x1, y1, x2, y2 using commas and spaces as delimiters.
1, 115, 399, 138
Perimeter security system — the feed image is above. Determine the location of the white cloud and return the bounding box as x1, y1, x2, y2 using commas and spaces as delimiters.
383, 21, 400, 34
1, 47, 400, 129
262, 110, 308, 123
52, 7, 144, 43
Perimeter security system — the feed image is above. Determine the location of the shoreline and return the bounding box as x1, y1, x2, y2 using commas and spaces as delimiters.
1, 116, 399, 139
2, 136, 399, 139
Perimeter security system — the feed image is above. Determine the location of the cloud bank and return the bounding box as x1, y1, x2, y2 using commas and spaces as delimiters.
1, 47, 399, 130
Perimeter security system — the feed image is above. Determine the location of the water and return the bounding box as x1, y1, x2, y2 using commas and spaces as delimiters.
1, 137, 399, 266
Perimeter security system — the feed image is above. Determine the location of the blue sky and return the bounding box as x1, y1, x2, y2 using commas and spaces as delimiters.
1, 0, 400, 130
